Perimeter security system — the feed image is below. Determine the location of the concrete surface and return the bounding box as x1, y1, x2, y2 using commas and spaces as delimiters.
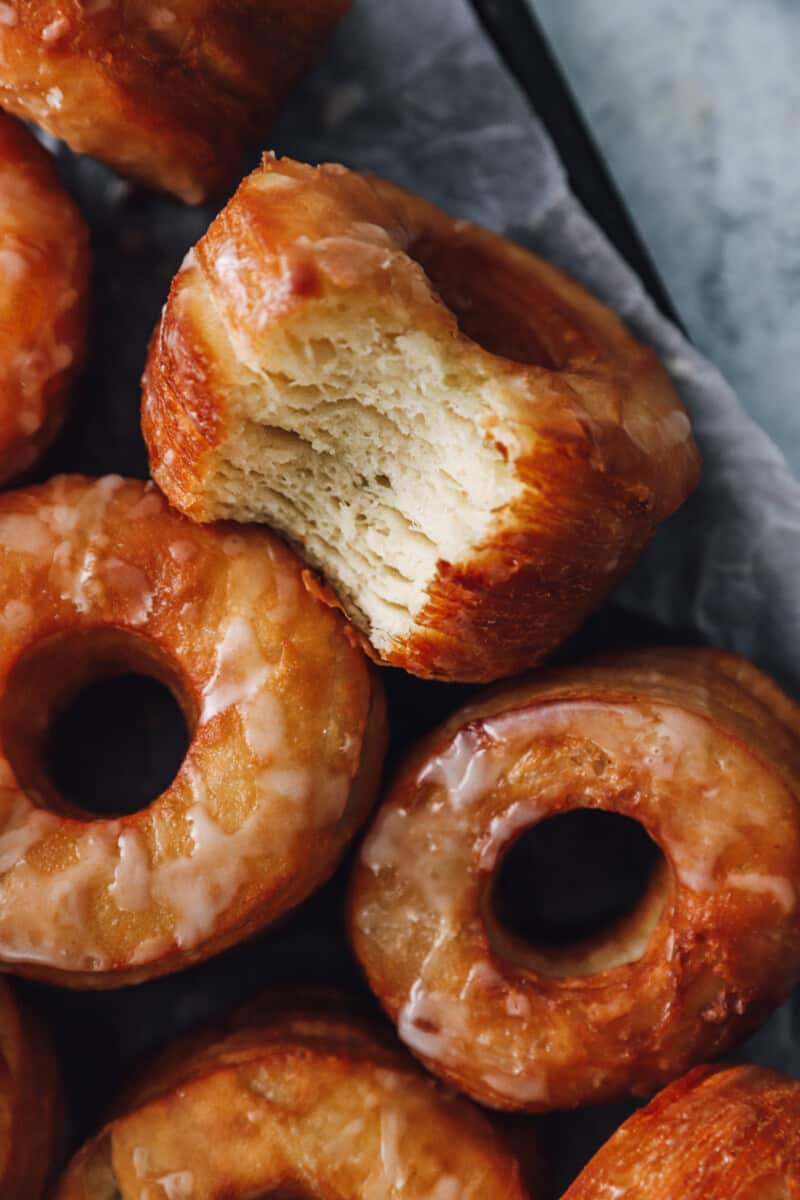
531, 0, 799, 473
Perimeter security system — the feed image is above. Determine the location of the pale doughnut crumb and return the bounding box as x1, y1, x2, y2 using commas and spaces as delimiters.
202, 296, 516, 649
144, 157, 700, 682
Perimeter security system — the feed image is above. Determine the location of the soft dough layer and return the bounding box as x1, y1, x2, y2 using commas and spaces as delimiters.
0, 3, 349, 202
0, 475, 385, 987
0, 113, 89, 483
0, 978, 60, 1199
142, 155, 700, 681
349, 647, 800, 1111
54, 991, 534, 1199
562, 1065, 800, 1199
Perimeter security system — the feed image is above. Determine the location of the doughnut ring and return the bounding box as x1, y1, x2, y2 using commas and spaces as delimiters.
0, 978, 60, 1199
0, 475, 385, 987
55, 991, 533, 1199
0, 113, 89, 484
142, 153, 700, 682
0, 3, 349, 203
350, 647, 800, 1111
563, 1064, 800, 1198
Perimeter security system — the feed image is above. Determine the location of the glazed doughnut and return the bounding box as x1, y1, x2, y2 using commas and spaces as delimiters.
55, 991, 533, 1199
0, 978, 60, 1199
0, 113, 89, 484
0, 3, 349, 203
349, 647, 800, 1111
0, 475, 385, 987
142, 154, 700, 682
563, 1064, 800, 1198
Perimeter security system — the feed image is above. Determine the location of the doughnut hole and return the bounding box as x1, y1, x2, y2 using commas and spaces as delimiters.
0, 628, 195, 820
487, 808, 672, 979
408, 231, 559, 369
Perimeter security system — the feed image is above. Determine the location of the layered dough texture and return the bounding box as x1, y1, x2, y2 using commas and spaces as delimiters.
563, 1065, 800, 1199
55, 991, 534, 1199
350, 647, 800, 1110
0, 475, 385, 986
142, 154, 700, 682
0, 3, 349, 202
0, 112, 89, 483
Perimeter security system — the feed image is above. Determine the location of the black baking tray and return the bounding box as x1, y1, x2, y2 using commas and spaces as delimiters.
469, 0, 684, 331
14, 3, 707, 1195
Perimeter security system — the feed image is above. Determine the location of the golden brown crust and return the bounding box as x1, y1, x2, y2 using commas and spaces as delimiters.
0, 113, 89, 484
55, 991, 534, 1199
349, 647, 800, 1111
0, 3, 349, 203
0, 979, 61, 1199
563, 1065, 800, 1198
0, 475, 386, 987
371, 181, 700, 680
142, 155, 700, 681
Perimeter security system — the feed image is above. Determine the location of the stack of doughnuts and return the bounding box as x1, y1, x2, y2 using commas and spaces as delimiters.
0, 8, 794, 1195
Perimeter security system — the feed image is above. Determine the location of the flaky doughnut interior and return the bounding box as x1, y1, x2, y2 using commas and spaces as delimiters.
145, 161, 701, 680
202, 292, 519, 648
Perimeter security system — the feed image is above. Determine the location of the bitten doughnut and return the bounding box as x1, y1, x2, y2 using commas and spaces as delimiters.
142, 154, 700, 682
55, 991, 533, 1199
0, 113, 89, 484
563, 1065, 800, 1198
0, 3, 349, 203
0, 978, 60, 1199
0, 475, 385, 987
350, 647, 800, 1111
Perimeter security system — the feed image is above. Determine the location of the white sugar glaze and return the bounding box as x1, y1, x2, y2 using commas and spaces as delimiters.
86, 996, 520, 1198
133, 1147, 149, 1177
0, 732, 329, 969
67, 474, 127, 611
0, 477, 368, 974
154, 1170, 195, 1199
399, 978, 549, 1107
417, 727, 507, 810
478, 800, 543, 871
200, 616, 274, 724
41, 15, 69, 43
360, 697, 799, 1105
427, 1179, 461, 1200
726, 872, 795, 912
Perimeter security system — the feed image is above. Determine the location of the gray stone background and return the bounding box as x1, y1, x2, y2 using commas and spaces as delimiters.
532, 0, 799, 473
